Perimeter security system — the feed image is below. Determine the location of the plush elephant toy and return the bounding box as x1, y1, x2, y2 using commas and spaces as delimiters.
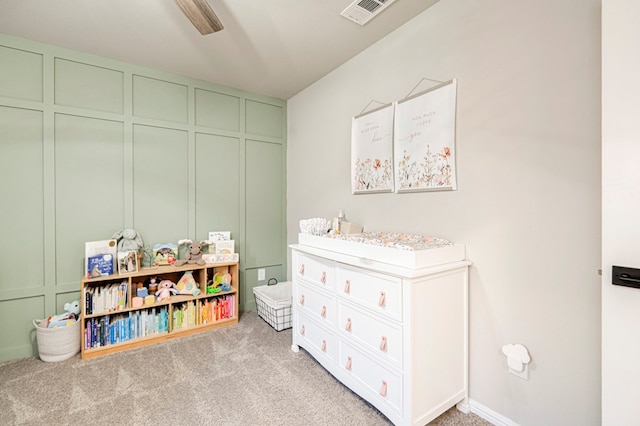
112, 229, 144, 253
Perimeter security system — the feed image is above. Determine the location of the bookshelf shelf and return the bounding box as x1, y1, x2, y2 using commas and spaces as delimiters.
80, 261, 239, 359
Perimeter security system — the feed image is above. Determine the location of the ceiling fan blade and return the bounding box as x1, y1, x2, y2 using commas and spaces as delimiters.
174, 0, 224, 35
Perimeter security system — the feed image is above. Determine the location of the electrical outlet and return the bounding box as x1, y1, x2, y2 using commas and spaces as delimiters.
258, 268, 265, 281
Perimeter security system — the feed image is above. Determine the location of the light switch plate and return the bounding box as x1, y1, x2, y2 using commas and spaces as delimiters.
258, 268, 265, 281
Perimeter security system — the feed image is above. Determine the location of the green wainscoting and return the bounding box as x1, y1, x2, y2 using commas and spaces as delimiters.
0, 34, 287, 362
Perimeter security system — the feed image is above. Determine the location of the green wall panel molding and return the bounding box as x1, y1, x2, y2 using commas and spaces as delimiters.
133, 124, 189, 244
194, 133, 240, 240
245, 139, 284, 268
245, 100, 284, 139
54, 114, 125, 285
0, 44, 43, 102
0, 106, 44, 290
0, 33, 286, 362
133, 75, 189, 124
54, 58, 124, 114
195, 89, 240, 131
0, 296, 45, 359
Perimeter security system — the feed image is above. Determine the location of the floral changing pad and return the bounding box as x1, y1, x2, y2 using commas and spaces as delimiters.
324, 231, 452, 251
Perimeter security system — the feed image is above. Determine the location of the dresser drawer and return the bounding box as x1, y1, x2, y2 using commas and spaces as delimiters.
338, 339, 403, 415
296, 281, 336, 327
336, 263, 402, 321
295, 252, 336, 291
338, 301, 403, 368
295, 312, 337, 364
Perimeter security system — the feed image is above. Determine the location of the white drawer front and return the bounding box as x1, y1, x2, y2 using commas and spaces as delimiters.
336, 263, 402, 321
338, 339, 403, 415
338, 302, 402, 368
295, 312, 336, 364
295, 253, 335, 291
296, 281, 336, 327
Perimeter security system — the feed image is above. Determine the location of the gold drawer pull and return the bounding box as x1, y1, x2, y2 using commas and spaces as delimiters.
378, 291, 386, 308
321, 305, 327, 318
299, 294, 305, 305
344, 280, 350, 294
380, 336, 388, 352
300, 325, 305, 336
320, 271, 327, 284
345, 318, 352, 332
346, 356, 352, 371
321, 339, 327, 352
380, 380, 388, 397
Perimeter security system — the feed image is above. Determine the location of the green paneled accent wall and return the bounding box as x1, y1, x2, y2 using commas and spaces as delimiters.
0, 45, 42, 101
194, 133, 240, 238
245, 139, 284, 268
54, 59, 124, 114
133, 75, 189, 123
54, 114, 125, 286
246, 100, 284, 138
0, 106, 44, 291
133, 124, 189, 243
0, 34, 287, 362
195, 89, 240, 131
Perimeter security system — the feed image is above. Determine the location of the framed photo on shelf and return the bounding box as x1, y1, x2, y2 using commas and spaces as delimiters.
117, 250, 139, 275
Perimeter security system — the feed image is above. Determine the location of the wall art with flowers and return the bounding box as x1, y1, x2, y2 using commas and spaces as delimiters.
351, 103, 395, 194
393, 79, 458, 192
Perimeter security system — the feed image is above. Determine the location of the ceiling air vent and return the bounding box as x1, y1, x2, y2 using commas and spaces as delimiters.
340, 0, 397, 25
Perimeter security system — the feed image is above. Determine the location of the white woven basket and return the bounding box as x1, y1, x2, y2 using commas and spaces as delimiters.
33, 318, 81, 362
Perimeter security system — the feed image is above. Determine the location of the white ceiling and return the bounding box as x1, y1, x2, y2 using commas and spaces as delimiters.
0, 0, 439, 99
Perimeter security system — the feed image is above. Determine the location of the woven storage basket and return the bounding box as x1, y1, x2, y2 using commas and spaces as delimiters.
33, 318, 81, 362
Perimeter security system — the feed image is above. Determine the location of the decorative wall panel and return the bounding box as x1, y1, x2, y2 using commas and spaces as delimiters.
0, 45, 42, 102
195, 89, 240, 131
133, 75, 188, 123
54, 59, 124, 114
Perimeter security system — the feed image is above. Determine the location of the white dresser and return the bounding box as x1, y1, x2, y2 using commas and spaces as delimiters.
291, 235, 470, 426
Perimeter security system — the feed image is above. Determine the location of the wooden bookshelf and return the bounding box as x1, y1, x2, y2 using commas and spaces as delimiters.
80, 261, 239, 359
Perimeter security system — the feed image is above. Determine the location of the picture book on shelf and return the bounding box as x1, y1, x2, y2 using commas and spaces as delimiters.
85, 239, 117, 279
152, 243, 177, 266
207, 231, 231, 254
215, 240, 235, 255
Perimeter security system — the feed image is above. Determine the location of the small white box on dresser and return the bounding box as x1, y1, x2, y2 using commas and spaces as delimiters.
291, 232, 471, 426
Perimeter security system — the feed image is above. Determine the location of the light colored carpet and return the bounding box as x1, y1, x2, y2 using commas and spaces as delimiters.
0, 311, 490, 425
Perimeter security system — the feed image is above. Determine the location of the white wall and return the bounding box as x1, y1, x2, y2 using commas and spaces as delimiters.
287, 0, 601, 424
602, 1, 640, 424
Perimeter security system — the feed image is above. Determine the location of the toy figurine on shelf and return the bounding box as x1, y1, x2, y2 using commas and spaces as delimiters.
148, 277, 158, 294
155, 280, 178, 301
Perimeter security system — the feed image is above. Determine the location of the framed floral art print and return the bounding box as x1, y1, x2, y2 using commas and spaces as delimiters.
393, 79, 458, 192
351, 103, 395, 194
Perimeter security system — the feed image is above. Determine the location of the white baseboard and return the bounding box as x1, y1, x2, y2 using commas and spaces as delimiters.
468, 399, 519, 426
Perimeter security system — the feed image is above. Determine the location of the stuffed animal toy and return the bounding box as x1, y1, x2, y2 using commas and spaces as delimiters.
46, 300, 80, 328
64, 300, 81, 316
174, 240, 207, 266
155, 280, 178, 301
112, 229, 144, 253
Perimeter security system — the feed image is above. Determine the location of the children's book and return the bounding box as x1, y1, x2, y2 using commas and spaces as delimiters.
215, 240, 235, 255
152, 243, 178, 266
85, 239, 117, 279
